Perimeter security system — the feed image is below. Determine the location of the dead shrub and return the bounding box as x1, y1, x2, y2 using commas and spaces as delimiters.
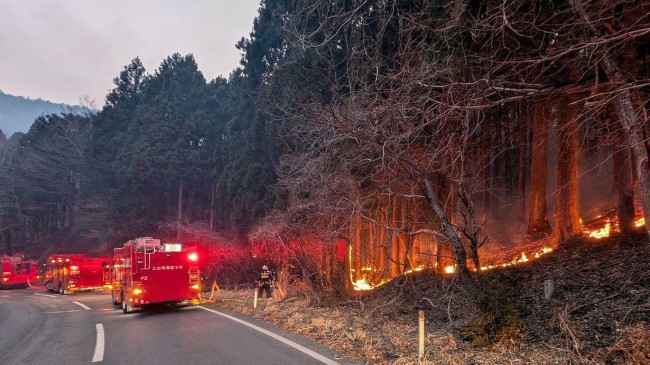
461, 286, 524, 346
605, 324, 650, 365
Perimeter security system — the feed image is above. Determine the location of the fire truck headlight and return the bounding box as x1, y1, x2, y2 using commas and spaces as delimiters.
188, 253, 198, 262
133, 288, 143, 295
2, 277, 8, 282
191, 284, 200, 290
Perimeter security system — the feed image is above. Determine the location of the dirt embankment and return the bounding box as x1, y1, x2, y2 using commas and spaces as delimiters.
207, 234, 650, 364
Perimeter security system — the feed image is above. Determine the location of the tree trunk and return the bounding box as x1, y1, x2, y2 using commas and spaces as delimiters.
518, 101, 530, 218
390, 197, 400, 277
605, 69, 650, 238
555, 94, 583, 242
528, 99, 551, 235
421, 174, 475, 287
570, 0, 650, 239
376, 197, 387, 277
209, 181, 216, 231
398, 198, 408, 273
177, 180, 184, 240
613, 131, 635, 234
353, 211, 362, 281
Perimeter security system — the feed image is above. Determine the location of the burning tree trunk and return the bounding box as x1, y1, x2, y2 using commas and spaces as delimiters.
528, 99, 551, 235
569, 0, 650, 239
606, 73, 650, 239
398, 197, 408, 272
555, 93, 583, 241
389, 196, 401, 277
352, 211, 362, 281
613, 131, 635, 234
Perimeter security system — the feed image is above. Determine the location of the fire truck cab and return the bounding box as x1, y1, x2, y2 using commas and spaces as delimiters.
45, 254, 111, 294
1, 254, 39, 289
111, 237, 201, 313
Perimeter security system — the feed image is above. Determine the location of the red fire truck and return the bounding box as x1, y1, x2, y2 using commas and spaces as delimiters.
45, 254, 111, 294
1, 254, 39, 289
111, 237, 201, 313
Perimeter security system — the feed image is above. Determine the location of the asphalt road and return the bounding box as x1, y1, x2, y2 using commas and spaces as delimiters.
0, 288, 348, 365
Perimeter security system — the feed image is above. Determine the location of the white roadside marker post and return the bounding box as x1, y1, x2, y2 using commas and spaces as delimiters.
544, 279, 554, 300
253, 289, 258, 308
418, 310, 425, 361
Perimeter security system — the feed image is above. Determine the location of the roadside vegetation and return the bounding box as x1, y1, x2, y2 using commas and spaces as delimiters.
210, 233, 649, 364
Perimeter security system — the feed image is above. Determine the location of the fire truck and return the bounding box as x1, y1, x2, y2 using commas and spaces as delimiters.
1, 254, 39, 289
111, 237, 201, 313
45, 254, 111, 294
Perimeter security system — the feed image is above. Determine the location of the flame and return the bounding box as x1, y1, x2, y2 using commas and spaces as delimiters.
403, 265, 426, 275
587, 222, 611, 239
348, 245, 390, 291
479, 247, 553, 272
347, 208, 644, 291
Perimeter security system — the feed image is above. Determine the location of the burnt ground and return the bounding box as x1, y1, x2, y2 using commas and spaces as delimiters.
209, 233, 650, 364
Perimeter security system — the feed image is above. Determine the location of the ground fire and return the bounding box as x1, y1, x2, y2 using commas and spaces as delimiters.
349, 208, 647, 291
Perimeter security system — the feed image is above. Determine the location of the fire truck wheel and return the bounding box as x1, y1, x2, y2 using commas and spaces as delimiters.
58, 284, 65, 295
112, 292, 120, 306
122, 298, 132, 314
45, 281, 52, 292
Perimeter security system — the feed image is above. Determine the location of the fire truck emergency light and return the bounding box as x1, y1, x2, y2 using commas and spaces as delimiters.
188, 253, 198, 262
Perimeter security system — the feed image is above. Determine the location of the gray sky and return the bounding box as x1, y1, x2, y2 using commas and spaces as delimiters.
0, 0, 260, 106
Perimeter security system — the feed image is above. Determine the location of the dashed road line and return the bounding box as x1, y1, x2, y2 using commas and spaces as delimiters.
45, 310, 83, 314
73, 301, 91, 310
34, 293, 58, 298
197, 306, 340, 365
92, 323, 105, 363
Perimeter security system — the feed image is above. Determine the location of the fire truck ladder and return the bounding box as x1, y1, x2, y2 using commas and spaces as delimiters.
142, 245, 158, 270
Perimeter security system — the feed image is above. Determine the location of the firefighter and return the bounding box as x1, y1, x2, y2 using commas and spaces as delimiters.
257, 265, 274, 298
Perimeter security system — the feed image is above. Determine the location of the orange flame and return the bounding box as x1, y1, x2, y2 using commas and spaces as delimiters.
586, 222, 611, 239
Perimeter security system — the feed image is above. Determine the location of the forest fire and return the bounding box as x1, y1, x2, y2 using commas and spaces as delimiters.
583, 209, 646, 240
348, 209, 647, 291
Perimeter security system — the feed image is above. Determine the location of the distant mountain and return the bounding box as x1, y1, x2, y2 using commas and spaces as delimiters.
0, 91, 87, 137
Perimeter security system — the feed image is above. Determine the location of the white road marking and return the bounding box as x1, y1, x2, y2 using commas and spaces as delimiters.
34, 293, 58, 298
45, 310, 84, 314
92, 323, 105, 363
73, 301, 91, 310
198, 306, 340, 365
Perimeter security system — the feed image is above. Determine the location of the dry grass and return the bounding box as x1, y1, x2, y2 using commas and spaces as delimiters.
206, 234, 650, 364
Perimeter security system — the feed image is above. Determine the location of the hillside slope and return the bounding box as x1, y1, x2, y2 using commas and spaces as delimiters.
210, 233, 650, 364
0, 91, 85, 136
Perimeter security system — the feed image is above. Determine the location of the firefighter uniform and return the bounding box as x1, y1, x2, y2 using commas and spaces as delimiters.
258, 266, 274, 298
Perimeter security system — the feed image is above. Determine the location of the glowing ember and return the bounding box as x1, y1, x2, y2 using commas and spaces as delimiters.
635, 217, 645, 227
534, 247, 553, 258
403, 265, 426, 275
